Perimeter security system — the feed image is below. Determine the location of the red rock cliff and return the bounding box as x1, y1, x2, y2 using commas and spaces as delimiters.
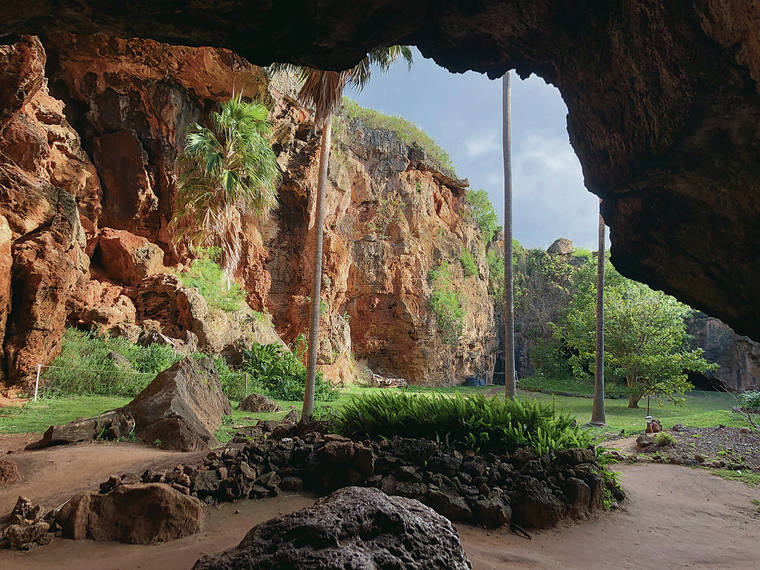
0, 33, 496, 388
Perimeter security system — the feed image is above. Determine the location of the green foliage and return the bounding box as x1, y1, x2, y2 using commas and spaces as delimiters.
712, 469, 760, 487
241, 343, 338, 402
552, 259, 717, 407
333, 391, 593, 456
337, 98, 455, 172
460, 248, 477, 277
179, 247, 248, 313
486, 249, 505, 300
173, 95, 280, 284
465, 189, 500, 243
43, 328, 180, 398
367, 194, 405, 239
653, 432, 677, 447
572, 247, 593, 260
429, 261, 465, 346
737, 391, 760, 412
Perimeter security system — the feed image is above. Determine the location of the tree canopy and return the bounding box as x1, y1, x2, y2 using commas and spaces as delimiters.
555, 260, 717, 408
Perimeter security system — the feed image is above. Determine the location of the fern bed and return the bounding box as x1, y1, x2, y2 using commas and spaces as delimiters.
332, 391, 593, 456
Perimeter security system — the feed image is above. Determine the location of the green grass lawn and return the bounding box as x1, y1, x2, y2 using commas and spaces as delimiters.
518, 376, 628, 399
0, 384, 753, 442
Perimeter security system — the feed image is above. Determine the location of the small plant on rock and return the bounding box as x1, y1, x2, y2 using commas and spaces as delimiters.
654, 432, 677, 447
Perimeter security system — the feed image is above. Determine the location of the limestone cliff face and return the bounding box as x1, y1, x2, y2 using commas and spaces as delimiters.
0, 33, 496, 387
265, 98, 497, 384
687, 314, 760, 392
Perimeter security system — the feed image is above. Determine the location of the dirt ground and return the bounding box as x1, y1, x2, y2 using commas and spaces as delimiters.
1, 437, 759, 569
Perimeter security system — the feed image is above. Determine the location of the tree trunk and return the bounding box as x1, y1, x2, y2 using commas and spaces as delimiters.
627, 392, 640, 409
590, 203, 606, 425
502, 71, 516, 399
303, 112, 333, 421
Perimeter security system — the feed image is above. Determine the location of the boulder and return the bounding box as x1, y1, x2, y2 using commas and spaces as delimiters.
237, 393, 282, 413
57, 483, 204, 544
192, 486, 471, 570
97, 227, 165, 286
547, 238, 574, 255
123, 357, 232, 451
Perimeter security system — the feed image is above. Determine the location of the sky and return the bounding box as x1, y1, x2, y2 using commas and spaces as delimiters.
348, 48, 601, 250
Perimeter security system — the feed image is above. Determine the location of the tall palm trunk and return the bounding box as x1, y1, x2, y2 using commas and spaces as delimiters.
590, 202, 606, 425
503, 71, 516, 399
303, 112, 333, 421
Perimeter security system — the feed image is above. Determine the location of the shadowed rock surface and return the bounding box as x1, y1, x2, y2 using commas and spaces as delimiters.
1, 2, 759, 340
56, 483, 204, 544
192, 486, 472, 570
124, 357, 231, 451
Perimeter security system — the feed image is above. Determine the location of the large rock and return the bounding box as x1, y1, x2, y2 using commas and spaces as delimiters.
0, 164, 89, 387
134, 273, 286, 362
57, 483, 204, 544
123, 356, 231, 451
192, 486, 471, 569
237, 393, 282, 413
97, 227, 165, 286
688, 312, 760, 392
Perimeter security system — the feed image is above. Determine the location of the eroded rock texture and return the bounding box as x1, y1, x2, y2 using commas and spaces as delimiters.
192, 486, 472, 570
2, 1, 758, 339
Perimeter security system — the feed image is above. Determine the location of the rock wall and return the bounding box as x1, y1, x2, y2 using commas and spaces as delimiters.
687, 314, 760, 392
2, 2, 760, 342
0, 33, 496, 388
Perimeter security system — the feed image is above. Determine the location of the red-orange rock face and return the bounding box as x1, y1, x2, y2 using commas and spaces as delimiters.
97, 228, 165, 286
0, 33, 498, 386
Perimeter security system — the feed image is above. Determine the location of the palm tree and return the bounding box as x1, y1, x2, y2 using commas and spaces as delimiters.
590, 201, 606, 425
503, 71, 517, 399
273, 46, 413, 421
172, 95, 281, 285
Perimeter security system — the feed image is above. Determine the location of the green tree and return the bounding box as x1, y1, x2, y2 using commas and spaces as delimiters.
466, 189, 500, 243
172, 95, 280, 285
559, 262, 717, 408
272, 47, 412, 421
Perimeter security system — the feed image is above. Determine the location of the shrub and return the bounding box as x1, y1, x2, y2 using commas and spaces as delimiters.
241, 342, 338, 402
333, 391, 593, 456
654, 432, 677, 447
460, 248, 477, 277
737, 390, 760, 412
429, 262, 465, 346
178, 247, 248, 313
43, 328, 181, 398
44, 327, 250, 400
465, 189, 500, 244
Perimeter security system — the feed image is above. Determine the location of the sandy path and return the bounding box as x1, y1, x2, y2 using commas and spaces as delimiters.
1, 441, 759, 569
0, 437, 205, 516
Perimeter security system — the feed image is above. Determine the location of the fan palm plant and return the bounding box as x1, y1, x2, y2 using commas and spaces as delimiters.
272, 46, 412, 421
172, 95, 281, 285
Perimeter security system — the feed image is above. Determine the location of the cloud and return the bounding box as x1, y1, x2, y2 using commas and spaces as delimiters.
464, 131, 499, 158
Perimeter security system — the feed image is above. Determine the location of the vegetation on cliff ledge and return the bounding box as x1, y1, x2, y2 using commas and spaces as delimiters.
429, 261, 466, 346
336, 98, 455, 173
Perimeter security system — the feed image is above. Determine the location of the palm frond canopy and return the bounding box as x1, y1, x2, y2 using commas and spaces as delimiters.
172, 94, 281, 284
271, 46, 413, 123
